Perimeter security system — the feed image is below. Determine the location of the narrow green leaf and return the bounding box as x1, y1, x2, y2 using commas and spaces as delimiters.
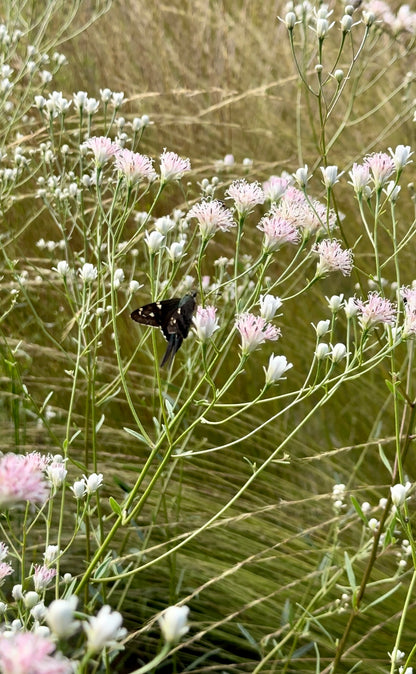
109, 497, 122, 516
350, 495, 368, 524
344, 551, 356, 591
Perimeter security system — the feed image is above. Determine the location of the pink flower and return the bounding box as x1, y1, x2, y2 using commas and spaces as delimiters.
114, 148, 157, 185
0, 632, 71, 674
348, 163, 371, 195
401, 286, 416, 338
0, 561, 13, 583
355, 292, 396, 330
84, 136, 119, 166
235, 313, 281, 354
257, 213, 300, 251
0, 452, 50, 508
226, 179, 265, 215
313, 239, 353, 277
364, 152, 395, 189
272, 187, 336, 236
262, 176, 290, 202
193, 306, 219, 342
33, 564, 57, 592
159, 149, 191, 182
188, 199, 235, 239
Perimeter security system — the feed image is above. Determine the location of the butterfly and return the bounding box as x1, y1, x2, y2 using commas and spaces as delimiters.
131, 291, 197, 366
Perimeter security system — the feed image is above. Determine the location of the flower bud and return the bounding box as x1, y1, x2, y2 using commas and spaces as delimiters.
285, 12, 296, 29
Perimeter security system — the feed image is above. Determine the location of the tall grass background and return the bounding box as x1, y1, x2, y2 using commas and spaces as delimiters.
0, 0, 416, 672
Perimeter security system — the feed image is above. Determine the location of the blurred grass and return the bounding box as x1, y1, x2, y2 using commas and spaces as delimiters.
1, 0, 416, 671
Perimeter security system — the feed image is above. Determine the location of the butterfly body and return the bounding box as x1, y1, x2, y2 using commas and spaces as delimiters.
131, 292, 197, 366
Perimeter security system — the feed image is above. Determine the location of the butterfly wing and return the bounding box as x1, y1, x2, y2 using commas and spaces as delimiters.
131, 292, 197, 366
131, 299, 180, 340
165, 293, 197, 339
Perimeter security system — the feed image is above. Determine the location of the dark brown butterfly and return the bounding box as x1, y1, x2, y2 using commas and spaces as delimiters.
131, 292, 197, 366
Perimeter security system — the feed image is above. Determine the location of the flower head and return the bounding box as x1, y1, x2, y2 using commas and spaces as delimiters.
0, 562, 13, 584
259, 294, 282, 320
83, 605, 124, 653
355, 292, 396, 331
348, 162, 371, 195
46, 596, 80, 638
0, 632, 71, 674
389, 144, 413, 171
33, 565, 57, 592
114, 149, 156, 185
145, 230, 164, 253
193, 306, 219, 342
84, 473, 103, 494
0, 452, 50, 508
364, 152, 395, 189
225, 179, 264, 216
313, 239, 353, 277
79, 263, 98, 283
390, 483, 411, 508
188, 199, 235, 239
264, 354, 292, 385
320, 165, 343, 188
158, 605, 190, 644
262, 175, 290, 202
257, 213, 300, 251
401, 286, 416, 338
236, 313, 281, 354
160, 149, 191, 183
272, 187, 336, 237
84, 136, 119, 167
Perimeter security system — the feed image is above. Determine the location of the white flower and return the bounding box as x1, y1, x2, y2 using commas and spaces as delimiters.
368, 518, 379, 531
53, 261, 71, 278
320, 165, 342, 188
145, 230, 164, 253
344, 297, 358, 319
167, 241, 185, 262
111, 92, 125, 108
24, 591, 40, 608
331, 343, 347, 362
43, 545, 61, 566
79, 263, 98, 283
113, 268, 124, 289
83, 605, 124, 653
46, 597, 80, 638
12, 584, 23, 600
315, 343, 330, 359
315, 320, 330, 337
389, 145, 413, 171
259, 294, 282, 321
100, 88, 112, 102
389, 648, 405, 664
293, 164, 309, 188
390, 483, 411, 508
327, 294, 344, 312
84, 473, 103, 493
71, 479, 86, 499
158, 605, 190, 644
128, 280, 142, 294
264, 354, 293, 385
46, 459, 67, 488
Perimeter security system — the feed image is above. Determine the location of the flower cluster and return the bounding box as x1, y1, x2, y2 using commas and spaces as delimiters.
188, 199, 235, 239
235, 313, 281, 354
0, 452, 50, 509
355, 292, 396, 331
